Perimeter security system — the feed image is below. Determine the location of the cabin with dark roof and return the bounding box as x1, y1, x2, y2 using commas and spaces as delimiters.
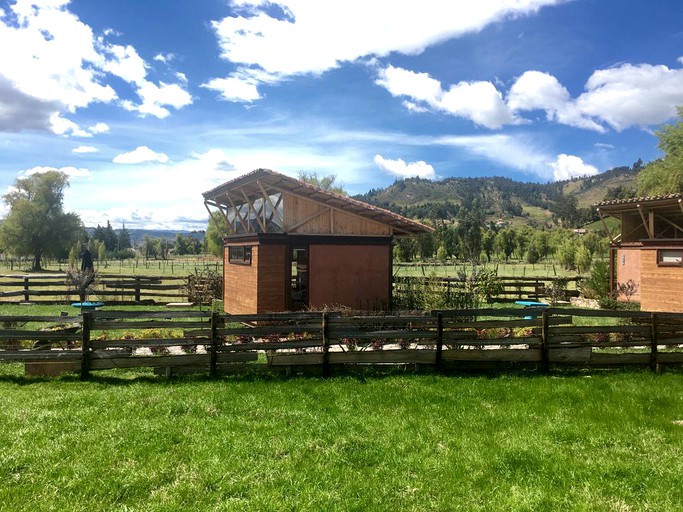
203, 169, 433, 314
596, 193, 683, 312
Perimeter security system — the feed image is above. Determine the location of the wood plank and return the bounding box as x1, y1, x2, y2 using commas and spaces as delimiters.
219, 339, 323, 351
92, 310, 209, 319
329, 350, 436, 364
589, 353, 650, 365
0, 315, 82, 323
0, 330, 81, 341
548, 347, 591, 364
267, 353, 324, 366
92, 320, 209, 330
90, 338, 201, 349
442, 349, 541, 362
88, 352, 257, 370
550, 325, 650, 335
0, 350, 81, 361
328, 330, 437, 340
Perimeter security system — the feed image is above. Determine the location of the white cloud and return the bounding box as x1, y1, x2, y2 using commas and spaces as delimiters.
49, 113, 91, 137
89, 122, 109, 134
153, 52, 175, 64
377, 65, 518, 129
202, 76, 262, 103
439, 81, 517, 129
548, 154, 598, 181
678, 56, 683, 65
72, 145, 98, 153
0, 1, 192, 132
113, 146, 169, 164
208, 0, 562, 100
122, 81, 193, 119
374, 155, 435, 179
508, 63, 683, 132
21, 165, 92, 178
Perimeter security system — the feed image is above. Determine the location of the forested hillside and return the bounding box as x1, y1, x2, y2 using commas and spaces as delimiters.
356, 164, 640, 228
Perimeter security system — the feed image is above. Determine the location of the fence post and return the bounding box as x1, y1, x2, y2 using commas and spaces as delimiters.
210, 311, 218, 378
650, 313, 658, 373
81, 311, 92, 380
134, 277, 141, 303
322, 312, 330, 378
435, 312, 444, 372
541, 309, 550, 373
23, 276, 30, 302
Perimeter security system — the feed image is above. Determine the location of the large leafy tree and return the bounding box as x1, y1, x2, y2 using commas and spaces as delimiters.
637, 107, 683, 196
0, 171, 83, 270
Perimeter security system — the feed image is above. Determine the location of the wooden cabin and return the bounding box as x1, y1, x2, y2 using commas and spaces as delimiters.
596, 193, 683, 312
203, 169, 433, 314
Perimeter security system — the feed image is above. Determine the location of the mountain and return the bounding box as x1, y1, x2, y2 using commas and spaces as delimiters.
355, 165, 639, 228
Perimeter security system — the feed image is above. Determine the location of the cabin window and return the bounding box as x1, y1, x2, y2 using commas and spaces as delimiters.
657, 249, 683, 266
228, 245, 252, 265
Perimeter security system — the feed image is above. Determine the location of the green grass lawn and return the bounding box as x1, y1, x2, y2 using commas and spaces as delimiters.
1, 367, 682, 511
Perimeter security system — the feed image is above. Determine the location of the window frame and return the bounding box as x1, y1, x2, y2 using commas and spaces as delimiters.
657, 248, 683, 267
228, 245, 252, 266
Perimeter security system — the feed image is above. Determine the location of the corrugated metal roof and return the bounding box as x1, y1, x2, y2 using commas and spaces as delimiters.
595, 193, 683, 208
203, 168, 434, 236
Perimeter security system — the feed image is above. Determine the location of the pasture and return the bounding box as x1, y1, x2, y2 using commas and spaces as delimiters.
1, 367, 682, 511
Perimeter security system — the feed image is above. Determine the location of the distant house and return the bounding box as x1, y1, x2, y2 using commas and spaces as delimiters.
596, 193, 683, 312
203, 169, 433, 314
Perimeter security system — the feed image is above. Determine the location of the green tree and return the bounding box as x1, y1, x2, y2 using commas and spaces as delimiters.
0, 171, 82, 270
117, 223, 132, 250
298, 171, 347, 196
205, 215, 225, 257
637, 106, 683, 195
481, 228, 495, 262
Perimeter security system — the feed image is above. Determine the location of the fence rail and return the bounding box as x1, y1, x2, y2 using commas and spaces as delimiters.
1, 307, 682, 377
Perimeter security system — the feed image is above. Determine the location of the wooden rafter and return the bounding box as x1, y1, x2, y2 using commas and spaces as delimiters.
204, 201, 234, 235
256, 180, 286, 229
596, 208, 614, 240
656, 213, 683, 237
226, 192, 248, 233
636, 205, 653, 239
240, 187, 266, 232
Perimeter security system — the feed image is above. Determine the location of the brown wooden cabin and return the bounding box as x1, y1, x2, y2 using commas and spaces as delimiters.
203, 169, 433, 314
596, 193, 683, 312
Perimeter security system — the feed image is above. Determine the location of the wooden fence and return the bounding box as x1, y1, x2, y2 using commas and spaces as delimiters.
1, 308, 682, 377
0, 274, 190, 304
393, 276, 581, 303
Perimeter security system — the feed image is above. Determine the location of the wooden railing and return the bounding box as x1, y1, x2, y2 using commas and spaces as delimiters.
1, 308, 682, 377
393, 276, 581, 302
0, 274, 189, 304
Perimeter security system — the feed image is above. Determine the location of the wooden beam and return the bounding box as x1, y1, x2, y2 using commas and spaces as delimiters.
257, 181, 286, 229
596, 208, 614, 240
204, 202, 234, 235
648, 211, 655, 239
656, 213, 683, 238
226, 192, 248, 233
637, 205, 653, 239
240, 188, 266, 232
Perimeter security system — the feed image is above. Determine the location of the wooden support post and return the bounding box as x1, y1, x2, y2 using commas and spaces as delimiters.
80, 311, 92, 380
541, 310, 550, 373
23, 276, 29, 302
435, 312, 444, 372
134, 277, 141, 303
210, 312, 218, 378
650, 313, 659, 373
322, 312, 330, 378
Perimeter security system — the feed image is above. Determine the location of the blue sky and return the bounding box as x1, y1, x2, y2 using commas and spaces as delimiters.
0, 0, 682, 230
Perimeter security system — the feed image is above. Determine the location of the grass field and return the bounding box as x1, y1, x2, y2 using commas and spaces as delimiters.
1, 366, 682, 511
394, 260, 581, 279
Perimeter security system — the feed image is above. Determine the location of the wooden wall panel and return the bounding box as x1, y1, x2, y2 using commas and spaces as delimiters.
308, 244, 391, 310
223, 244, 258, 314
257, 244, 287, 313
615, 247, 642, 302
640, 249, 683, 312
283, 193, 391, 236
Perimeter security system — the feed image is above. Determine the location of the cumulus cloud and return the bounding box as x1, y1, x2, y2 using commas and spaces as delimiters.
72, 146, 98, 153
508, 63, 683, 132
376, 66, 519, 129
0, 0, 192, 132
202, 76, 262, 103
207, 0, 562, 100
122, 81, 193, 119
113, 146, 169, 164
20, 165, 92, 179
89, 122, 109, 134
548, 154, 598, 181
374, 154, 435, 179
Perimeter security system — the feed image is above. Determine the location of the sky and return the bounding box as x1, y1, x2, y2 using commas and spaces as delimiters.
0, 0, 682, 231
